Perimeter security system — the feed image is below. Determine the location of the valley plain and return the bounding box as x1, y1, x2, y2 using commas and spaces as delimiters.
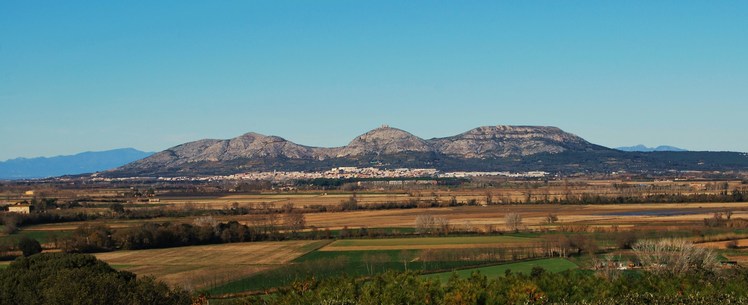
3, 174, 748, 303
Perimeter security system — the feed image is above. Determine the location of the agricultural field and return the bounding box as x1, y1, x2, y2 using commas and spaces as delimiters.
294, 202, 748, 231
322, 235, 536, 251
94, 240, 327, 290
156, 192, 413, 209
208, 248, 500, 295
3, 177, 748, 301
425, 258, 579, 283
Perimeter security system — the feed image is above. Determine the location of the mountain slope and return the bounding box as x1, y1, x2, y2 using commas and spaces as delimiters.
106, 125, 748, 177
0, 148, 153, 179
431, 126, 603, 158
109, 125, 609, 176
335, 126, 434, 157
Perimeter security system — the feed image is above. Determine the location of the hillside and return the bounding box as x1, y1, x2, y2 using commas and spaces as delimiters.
0, 148, 153, 180
106, 126, 748, 177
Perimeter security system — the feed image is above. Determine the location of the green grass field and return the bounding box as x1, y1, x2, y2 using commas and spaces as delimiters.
328, 235, 535, 247
0, 229, 72, 244
425, 258, 578, 283
207, 248, 496, 295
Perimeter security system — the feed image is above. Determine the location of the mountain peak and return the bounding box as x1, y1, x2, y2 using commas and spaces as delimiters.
358, 125, 416, 139
337, 126, 432, 157
432, 125, 597, 158
238, 131, 268, 138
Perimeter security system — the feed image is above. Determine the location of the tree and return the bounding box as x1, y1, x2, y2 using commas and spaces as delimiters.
530, 266, 546, 278
109, 203, 125, 214
615, 231, 639, 249
415, 215, 449, 235
732, 189, 744, 202
284, 212, 306, 233
18, 237, 42, 257
435, 217, 450, 235
505, 212, 523, 232
544, 213, 558, 224
62, 224, 114, 253
192, 216, 218, 228
632, 238, 719, 275
1, 219, 17, 235
415, 215, 436, 234
339, 195, 358, 211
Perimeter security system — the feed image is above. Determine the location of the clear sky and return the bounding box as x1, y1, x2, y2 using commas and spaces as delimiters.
1, 1, 747, 160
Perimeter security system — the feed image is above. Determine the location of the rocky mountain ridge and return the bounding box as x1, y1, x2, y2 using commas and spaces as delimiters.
118, 125, 603, 172
106, 125, 748, 177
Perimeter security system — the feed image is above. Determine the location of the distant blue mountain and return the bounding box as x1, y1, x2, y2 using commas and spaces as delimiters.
616, 144, 688, 152
0, 148, 153, 179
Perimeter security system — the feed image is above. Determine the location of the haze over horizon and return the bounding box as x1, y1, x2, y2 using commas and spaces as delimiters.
2, 1, 747, 160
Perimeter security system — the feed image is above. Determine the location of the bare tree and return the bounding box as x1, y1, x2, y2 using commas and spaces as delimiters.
544, 213, 558, 224
416, 214, 449, 235
632, 238, 719, 275
193, 216, 218, 228
505, 212, 523, 232
250, 213, 281, 238
284, 212, 306, 233
362, 253, 389, 275
399, 250, 415, 271
485, 192, 494, 205
415, 214, 436, 234
435, 217, 450, 235
339, 195, 358, 211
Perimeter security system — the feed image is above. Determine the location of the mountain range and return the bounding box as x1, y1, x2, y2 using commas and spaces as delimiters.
107, 125, 748, 177
616, 145, 688, 152
0, 148, 153, 180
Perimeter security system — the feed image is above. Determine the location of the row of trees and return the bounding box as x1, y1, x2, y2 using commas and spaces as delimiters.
61, 214, 306, 252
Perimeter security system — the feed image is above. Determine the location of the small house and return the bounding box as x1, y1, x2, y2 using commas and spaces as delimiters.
8, 204, 32, 214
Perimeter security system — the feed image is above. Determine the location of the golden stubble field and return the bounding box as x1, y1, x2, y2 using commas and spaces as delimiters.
148, 179, 746, 209
23, 201, 748, 234
156, 193, 414, 209
94, 240, 327, 290
289, 202, 748, 231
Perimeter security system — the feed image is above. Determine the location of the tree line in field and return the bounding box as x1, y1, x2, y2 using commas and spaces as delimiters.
58, 214, 307, 252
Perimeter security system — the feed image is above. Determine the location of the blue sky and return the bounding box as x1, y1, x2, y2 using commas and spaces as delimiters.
1, 1, 747, 160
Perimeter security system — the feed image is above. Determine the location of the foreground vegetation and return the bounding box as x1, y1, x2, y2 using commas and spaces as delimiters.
229, 268, 748, 305
3, 251, 745, 305
0, 253, 190, 305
